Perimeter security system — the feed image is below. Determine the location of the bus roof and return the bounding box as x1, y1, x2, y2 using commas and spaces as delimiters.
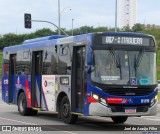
94, 31, 153, 38
3, 32, 154, 52
3, 35, 69, 52
23, 35, 67, 44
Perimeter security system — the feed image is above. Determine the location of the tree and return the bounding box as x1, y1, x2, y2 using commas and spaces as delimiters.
132, 23, 144, 32
94, 27, 108, 32
34, 28, 54, 37
79, 26, 94, 34
1, 25, 160, 50
122, 25, 132, 32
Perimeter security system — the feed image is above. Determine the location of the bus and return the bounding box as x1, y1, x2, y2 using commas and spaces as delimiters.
2, 32, 158, 124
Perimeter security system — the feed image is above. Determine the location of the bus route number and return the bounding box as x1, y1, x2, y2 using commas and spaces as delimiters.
106, 36, 115, 43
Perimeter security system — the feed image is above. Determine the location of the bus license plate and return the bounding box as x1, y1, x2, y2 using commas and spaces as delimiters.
125, 108, 136, 114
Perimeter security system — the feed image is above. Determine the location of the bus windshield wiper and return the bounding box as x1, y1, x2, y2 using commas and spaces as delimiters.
109, 48, 122, 79
134, 48, 145, 76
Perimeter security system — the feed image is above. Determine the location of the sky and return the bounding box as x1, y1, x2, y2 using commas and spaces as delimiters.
0, 0, 160, 35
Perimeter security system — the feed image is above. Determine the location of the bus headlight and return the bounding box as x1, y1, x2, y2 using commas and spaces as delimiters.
92, 94, 99, 101
92, 94, 107, 106
150, 95, 158, 107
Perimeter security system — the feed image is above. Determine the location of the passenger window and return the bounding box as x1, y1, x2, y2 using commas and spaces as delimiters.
42, 47, 57, 75
60, 46, 68, 56
57, 45, 71, 75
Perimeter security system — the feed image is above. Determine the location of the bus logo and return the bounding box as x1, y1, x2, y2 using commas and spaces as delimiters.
44, 80, 47, 87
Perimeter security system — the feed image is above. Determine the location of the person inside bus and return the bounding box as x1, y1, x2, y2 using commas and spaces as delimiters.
21, 68, 25, 75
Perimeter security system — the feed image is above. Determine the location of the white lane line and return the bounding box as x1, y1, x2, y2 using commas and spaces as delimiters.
37, 125, 77, 134
0, 105, 9, 108
0, 104, 7, 106
140, 117, 160, 121
0, 117, 37, 125
0, 117, 77, 134
125, 122, 141, 125
62, 131, 77, 134
44, 126, 77, 134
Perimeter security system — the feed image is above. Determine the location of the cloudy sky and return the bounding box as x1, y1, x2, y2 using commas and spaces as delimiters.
0, 0, 160, 35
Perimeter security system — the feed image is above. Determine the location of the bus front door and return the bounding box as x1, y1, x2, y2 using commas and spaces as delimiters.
8, 54, 16, 103
72, 46, 86, 113
31, 51, 42, 108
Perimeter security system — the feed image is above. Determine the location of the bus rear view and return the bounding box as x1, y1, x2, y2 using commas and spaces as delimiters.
88, 32, 157, 123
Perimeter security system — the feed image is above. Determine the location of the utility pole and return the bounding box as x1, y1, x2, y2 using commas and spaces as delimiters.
115, 0, 118, 32
72, 19, 74, 36
58, 0, 61, 35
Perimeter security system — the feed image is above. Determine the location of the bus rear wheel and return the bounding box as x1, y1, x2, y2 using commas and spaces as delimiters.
18, 92, 30, 116
111, 116, 128, 123
60, 96, 78, 124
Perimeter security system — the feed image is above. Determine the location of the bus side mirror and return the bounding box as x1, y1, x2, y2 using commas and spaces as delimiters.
87, 52, 93, 65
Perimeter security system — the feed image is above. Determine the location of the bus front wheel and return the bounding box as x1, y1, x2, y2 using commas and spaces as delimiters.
60, 96, 78, 124
111, 116, 128, 123
18, 92, 30, 116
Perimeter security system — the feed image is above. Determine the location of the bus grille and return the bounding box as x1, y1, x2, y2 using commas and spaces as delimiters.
105, 89, 153, 96
110, 106, 148, 113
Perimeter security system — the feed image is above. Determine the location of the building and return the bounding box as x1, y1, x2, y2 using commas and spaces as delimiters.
119, 0, 137, 28
142, 24, 160, 29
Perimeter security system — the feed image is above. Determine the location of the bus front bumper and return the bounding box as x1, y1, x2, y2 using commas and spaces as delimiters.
89, 101, 158, 117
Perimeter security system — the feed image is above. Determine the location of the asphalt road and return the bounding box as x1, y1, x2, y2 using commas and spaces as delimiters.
0, 94, 160, 134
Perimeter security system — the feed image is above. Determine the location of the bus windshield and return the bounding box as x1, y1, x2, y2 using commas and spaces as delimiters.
91, 49, 156, 85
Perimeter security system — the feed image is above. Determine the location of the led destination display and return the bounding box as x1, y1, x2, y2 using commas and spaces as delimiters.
102, 36, 152, 46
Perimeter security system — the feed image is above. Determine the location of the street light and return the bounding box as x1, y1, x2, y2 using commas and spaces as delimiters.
115, 0, 118, 32
72, 19, 74, 36
58, 0, 60, 35
61, 7, 71, 14
58, 0, 71, 35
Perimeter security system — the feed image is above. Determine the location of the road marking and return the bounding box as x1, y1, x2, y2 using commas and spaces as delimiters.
125, 122, 141, 125
140, 117, 160, 121
0, 104, 6, 106
42, 126, 77, 134
0, 106, 10, 108
0, 117, 37, 125
0, 116, 77, 134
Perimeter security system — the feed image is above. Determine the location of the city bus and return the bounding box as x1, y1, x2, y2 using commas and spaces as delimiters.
1, 32, 158, 124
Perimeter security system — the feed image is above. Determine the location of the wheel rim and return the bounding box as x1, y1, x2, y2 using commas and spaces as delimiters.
62, 101, 69, 117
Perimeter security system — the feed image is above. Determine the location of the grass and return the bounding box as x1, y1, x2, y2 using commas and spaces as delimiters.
0, 52, 2, 77
157, 48, 160, 66
158, 92, 160, 100
157, 71, 160, 80
157, 47, 160, 80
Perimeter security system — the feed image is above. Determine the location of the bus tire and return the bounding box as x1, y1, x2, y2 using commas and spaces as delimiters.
18, 92, 30, 116
60, 96, 78, 124
111, 116, 128, 123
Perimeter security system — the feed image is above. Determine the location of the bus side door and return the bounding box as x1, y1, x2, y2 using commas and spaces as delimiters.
8, 54, 16, 103
31, 51, 43, 108
71, 46, 86, 113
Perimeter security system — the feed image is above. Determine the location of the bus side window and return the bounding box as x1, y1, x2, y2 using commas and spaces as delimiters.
16, 51, 30, 75
57, 45, 71, 75
59, 46, 68, 56
42, 47, 57, 75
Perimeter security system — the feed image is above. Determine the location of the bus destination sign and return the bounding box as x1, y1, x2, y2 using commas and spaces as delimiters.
102, 36, 152, 46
